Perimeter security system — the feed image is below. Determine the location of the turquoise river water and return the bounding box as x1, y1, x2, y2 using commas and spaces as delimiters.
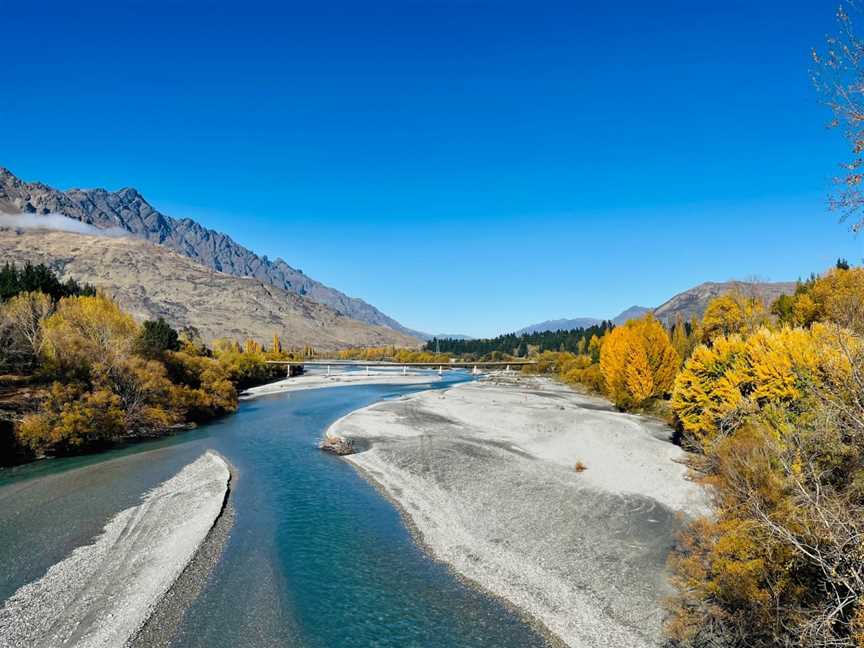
0, 376, 550, 647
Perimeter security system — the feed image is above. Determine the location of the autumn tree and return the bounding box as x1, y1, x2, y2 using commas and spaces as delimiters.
91, 357, 179, 431
671, 325, 834, 450
0, 291, 54, 370
42, 293, 139, 375
671, 314, 699, 362
599, 315, 679, 409
243, 338, 262, 354
700, 292, 769, 343
17, 383, 125, 453
587, 333, 603, 363
212, 338, 241, 356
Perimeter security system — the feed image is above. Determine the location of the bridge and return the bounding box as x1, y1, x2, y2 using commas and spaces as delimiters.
265, 359, 537, 377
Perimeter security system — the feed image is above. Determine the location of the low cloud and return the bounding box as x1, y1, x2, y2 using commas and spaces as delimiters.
0, 212, 129, 238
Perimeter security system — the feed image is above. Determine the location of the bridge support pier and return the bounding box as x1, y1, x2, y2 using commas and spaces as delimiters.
327, 365, 331, 377
403, 366, 407, 376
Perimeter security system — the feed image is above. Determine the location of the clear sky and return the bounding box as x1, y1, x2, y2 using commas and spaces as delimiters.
2, 1, 862, 337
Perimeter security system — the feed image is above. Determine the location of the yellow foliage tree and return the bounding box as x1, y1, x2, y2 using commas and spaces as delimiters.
42, 293, 139, 372
587, 333, 603, 363
17, 383, 125, 452
671, 334, 751, 447
804, 267, 864, 332
670, 313, 700, 364
271, 334, 282, 355
212, 338, 242, 356
700, 292, 768, 343
671, 324, 850, 450
243, 338, 262, 354
599, 315, 679, 409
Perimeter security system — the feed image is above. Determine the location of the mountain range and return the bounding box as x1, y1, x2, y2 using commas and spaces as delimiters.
516, 281, 797, 334
0, 167, 423, 340
0, 229, 419, 349
1, 167, 801, 347
516, 307, 651, 334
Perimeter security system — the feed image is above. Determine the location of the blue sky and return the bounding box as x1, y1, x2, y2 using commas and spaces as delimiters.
2, 1, 861, 337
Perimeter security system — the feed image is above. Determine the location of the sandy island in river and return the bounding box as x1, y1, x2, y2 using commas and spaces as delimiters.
325, 373, 708, 648
0, 451, 231, 648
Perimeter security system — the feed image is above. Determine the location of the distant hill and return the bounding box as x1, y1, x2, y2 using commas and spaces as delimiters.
0, 229, 420, 350
516, 317, 602, 335
516, 305, 650, 335
611, 306, 651, 325
0, 167, 423, 340
652, 280, 797, 325
515, 281, 796, 335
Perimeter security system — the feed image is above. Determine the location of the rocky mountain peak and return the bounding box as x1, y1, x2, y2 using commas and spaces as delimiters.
0, 166, 424, 340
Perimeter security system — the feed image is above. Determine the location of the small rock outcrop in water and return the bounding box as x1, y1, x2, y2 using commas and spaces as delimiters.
320, 434, 354, 455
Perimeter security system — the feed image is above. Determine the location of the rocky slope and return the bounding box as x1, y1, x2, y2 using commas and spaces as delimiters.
0, 230, 419, 349
0, 167, 423, 339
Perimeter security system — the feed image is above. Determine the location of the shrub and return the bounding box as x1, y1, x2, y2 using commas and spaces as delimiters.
17, 384, 125, 453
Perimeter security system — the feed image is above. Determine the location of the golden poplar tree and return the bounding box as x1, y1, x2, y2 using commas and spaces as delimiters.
671, 334, 750, 447
271, 334, 282, 354
243, 339, 262, 354
599, 315, 679, 409
671, 314, 692, 363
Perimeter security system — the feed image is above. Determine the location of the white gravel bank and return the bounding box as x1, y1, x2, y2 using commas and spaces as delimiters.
326, 375, 707, 648
0, 451, 230, 648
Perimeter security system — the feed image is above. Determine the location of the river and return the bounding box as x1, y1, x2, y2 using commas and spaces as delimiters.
0, 377, 550, 647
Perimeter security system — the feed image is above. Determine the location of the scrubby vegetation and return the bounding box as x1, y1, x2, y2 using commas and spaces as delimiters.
0, 264, 290, 465
663, 266, 864, 648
